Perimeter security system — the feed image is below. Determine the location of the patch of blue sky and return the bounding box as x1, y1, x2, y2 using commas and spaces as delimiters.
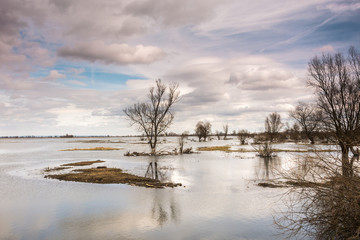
30, 69, 51, 78
29, 61, 146, 90
81, 70, 145, 85
19, 28, 60, 50
224, 29, 292, 54
315, 21, 360, 43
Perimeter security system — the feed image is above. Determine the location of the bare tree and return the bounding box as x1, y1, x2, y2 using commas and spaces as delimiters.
223, 123, 229, 140
237, 129, 250, 145
290, 102, 323, 144
308, 46, 360, 176
215, 130, 221, 140
265, 112, 283, 142
195, 121, 211, 142
123, 79, 180, 155
275, 46, 360, 239
291, 122, 300, 142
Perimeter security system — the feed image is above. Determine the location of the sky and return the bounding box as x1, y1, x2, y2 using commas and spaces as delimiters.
0, 0, 359, 136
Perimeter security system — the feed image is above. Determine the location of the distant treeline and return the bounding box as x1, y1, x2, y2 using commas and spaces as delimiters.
0, 130, 335, 144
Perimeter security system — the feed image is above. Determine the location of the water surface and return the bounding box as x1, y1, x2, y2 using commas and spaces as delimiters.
0, 137, 304, 240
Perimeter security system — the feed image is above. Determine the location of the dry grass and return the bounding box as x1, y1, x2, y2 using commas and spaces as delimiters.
197, 146, 337, 153
70, 140, 126, 143
60, 147, 122, 151
197, 146, 232, 152
61, 160, 105, 166
44, 166, 71, 172
45, 167, 182, 188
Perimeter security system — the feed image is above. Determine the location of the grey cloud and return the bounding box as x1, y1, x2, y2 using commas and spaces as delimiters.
124, 0, 221, 26
57, 41, 166, 65
227, 66, 296, 91
0, 1, 26, 67
116, 17, 146, 37
0, 9, 26, 39
92, 108, 124, 117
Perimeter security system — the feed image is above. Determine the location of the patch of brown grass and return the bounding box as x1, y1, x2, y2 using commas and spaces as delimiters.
197, 146, 337, 153
197, 146, 232, 152
61, 160, 105, 166
44, 166, 71, 172
61, 147, 122, 151
45, 167, 182, 188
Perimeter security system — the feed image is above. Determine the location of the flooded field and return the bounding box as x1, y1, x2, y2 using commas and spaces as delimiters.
0, 137, 323, 240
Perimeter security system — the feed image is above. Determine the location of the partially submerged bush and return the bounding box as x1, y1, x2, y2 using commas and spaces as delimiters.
276, 153, 360, 239
254, 141, 275, 158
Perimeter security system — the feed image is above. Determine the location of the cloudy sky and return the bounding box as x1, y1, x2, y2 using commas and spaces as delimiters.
0, 0, 359, 136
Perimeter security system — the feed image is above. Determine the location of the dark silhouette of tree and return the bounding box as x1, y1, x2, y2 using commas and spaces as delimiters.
237, 129, 249, 145
308, 46, 360, 176
223, 123, 229, 140
289, 102, 322, 144
291, 122, 300, 142
215, 130, 221, 140
123, 79, 180, 154
265, 112, 283, 142
195, 121, 211, 142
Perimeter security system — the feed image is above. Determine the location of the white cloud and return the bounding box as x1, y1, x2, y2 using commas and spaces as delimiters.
68, 80, 87, 86
194, 0, 332, 37
325, 2, 360, 13
45, 70, 66, 81
314, 45, 335, 53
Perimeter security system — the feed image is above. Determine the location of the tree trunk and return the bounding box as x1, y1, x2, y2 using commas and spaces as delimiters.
309, 136, 315, 144
340, 144, 352, 177
154, 162, 158, 180
151, 147, 156, 155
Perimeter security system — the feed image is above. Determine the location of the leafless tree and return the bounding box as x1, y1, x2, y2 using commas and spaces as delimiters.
265, 112, 283, 142
291, 122, 300, 142
123, 79, 180, 155
195, 121, 211, 142
308, 46, 360, 176
275, 46, 360, 239
290, 102, 323, 144
214, 130, 221, 140
223, 123, 229, 140
237, 129, 250, 145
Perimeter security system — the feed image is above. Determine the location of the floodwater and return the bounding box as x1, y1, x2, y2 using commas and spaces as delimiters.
0, 137, 317, 240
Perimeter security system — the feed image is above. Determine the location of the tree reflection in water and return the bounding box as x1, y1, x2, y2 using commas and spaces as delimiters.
145, 161, 180, 226
145, 162, 169, 181
254, 156, 281, 180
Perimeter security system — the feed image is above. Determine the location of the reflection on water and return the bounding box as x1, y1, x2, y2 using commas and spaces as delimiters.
145, 162, 169, 181
254, 156, 281, 180
145, 160, 181, 226
151, 191, 180, 226
0, 137, 295, 240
